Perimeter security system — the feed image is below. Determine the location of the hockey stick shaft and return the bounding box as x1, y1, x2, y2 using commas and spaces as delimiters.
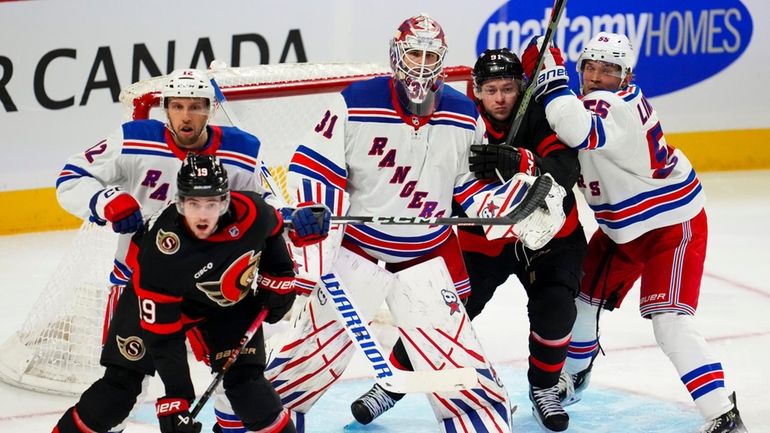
190, 307, 269, 419
505, 0, 568, 147
320, 273, 478, 393
329, 215, 514, 226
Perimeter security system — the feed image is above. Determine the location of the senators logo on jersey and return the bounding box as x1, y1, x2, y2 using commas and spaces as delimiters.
156, 229, 181, 255
196, 251, 262, 306
116, 335, 146, 361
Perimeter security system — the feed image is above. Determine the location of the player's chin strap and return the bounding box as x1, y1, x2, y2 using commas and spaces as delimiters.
207, 70, 478, 393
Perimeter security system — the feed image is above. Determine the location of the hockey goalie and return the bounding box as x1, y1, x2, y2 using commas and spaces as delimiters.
209, 13, 566, 433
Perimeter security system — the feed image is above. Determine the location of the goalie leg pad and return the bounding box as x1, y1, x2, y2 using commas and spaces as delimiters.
652, 313, 732, 421
388, 257, 513, 432
265, 247, 391, 414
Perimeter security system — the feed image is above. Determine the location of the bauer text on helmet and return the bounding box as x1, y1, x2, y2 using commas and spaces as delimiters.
389, 13, 448, 116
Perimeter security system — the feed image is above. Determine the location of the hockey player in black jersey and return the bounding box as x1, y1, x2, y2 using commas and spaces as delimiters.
52, 154, 330, 433
350, 49, 586, 433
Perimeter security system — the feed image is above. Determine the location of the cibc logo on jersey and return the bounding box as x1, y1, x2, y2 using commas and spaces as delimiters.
476, 0, 753, 97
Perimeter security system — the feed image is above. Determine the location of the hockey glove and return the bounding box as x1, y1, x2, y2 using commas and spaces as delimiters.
255, 273, 297, 323
521, 36, 569, 102
156, 397, 202, 433
91, 186, 144, 234
282, 202, 331, 247
469, 144, 537, 181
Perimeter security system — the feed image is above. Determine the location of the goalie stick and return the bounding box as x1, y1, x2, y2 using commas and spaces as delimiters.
191, 308, 269, 419
505, 0, 568, 147
329, 173, 553, 227
207, 72, 478, 393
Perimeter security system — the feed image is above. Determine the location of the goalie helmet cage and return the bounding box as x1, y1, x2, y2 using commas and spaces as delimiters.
0, 63, 473, 396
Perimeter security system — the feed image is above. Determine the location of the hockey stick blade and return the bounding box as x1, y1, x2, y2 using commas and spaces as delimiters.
321, 273, 478, 394
505, 174, 553, 225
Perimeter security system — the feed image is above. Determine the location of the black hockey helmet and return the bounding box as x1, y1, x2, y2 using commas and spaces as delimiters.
177, 153, 229, 198
473, 48, 524, 89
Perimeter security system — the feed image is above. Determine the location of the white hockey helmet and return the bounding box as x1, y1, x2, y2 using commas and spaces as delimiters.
389, 13, 448, 116
161, 69, 217, 117
577, 32, 636, 82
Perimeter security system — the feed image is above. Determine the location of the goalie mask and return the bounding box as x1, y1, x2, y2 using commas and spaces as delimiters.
577, 32, 636, 92
389, 13, 448, 116
176, 153, 230, 216
161, 69, 217, 118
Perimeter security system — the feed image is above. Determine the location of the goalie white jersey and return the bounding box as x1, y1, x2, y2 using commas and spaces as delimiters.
544, 85, 705, 243
287, 76, 498, 263
56, 119, 261, 284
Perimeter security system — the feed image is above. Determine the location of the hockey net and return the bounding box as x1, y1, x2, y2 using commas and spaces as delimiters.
0, 62, 473, 396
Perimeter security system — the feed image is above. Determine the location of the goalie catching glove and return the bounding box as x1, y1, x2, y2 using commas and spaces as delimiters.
468, 173, 566, 249
280, 202, 331, 247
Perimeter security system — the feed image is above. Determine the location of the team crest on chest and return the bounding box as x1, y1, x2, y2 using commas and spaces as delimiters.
116, 335, 146, 361
156, 229, 180, 255
196, 251, 262, 306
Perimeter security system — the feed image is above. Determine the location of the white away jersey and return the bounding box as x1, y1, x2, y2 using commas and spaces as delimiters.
287, 76, 496, 262
544, 85, 705, 243
56, 119, 261, 284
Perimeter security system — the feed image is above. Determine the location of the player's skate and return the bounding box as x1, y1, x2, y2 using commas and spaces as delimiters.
700, 392, 748, 433
557, 366, 592, 406
350, 383, 403, 425
529, 384, 569, 432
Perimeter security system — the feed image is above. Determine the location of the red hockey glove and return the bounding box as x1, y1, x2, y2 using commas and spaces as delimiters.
521, 36, 569, 102
91, 186, 144, 234
155, 397, 201, 433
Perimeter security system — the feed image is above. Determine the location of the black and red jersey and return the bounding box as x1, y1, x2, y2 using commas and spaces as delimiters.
125, 190, 294, 397
455, 102, 581, 254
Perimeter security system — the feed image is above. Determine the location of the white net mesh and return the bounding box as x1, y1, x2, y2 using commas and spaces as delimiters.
0, 222, 116, 395
0, 62, 471, 396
